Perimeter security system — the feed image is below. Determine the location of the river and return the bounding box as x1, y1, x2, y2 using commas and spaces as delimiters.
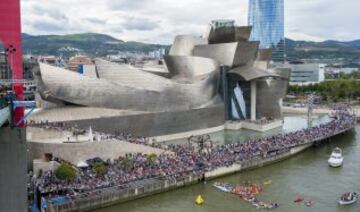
94, 115, 359, 212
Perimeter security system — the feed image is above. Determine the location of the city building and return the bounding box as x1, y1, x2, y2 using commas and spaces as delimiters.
290, 63, 325, 85
68, 55, 93, 72
211, 19, 235, 28
0, 52, 10, 79
248, 0, 285, 63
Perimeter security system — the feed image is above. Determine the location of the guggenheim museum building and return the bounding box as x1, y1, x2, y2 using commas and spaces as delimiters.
32, 20, 290, 137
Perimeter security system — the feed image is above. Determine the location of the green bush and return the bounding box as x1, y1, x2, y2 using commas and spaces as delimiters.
147, 153, 157, 164
92, 163, 107, 176
120, 158, 134, 172
55, 163, 77, 181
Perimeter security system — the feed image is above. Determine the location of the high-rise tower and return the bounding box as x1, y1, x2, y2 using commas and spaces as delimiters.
248, 0, 285, 62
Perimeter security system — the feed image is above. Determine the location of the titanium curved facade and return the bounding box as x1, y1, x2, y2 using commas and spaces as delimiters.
36, 63, 220, 112
35, 19, 290, 123
248, 0, 285, 62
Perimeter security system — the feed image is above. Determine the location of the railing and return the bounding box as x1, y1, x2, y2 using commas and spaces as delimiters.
50, 173, 202, 212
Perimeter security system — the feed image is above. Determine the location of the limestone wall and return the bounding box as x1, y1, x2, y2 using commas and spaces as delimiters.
28, 140, 166, 166
57, 106, 225, 137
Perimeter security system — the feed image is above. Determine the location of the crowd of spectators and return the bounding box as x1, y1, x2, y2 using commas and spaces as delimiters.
243, 117, 277, 125
29, 105, 357, 206
0, 85, 12, 108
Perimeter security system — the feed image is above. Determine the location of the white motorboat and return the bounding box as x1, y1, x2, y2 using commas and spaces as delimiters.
328, 147, 343, 167
213, 182, 233, 193
338, 192, 358, 205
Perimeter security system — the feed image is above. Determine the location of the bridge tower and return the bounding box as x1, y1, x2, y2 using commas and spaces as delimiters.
0, 0, 27, 211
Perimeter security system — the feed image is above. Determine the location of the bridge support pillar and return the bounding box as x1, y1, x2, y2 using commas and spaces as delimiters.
0, 127, 27, 211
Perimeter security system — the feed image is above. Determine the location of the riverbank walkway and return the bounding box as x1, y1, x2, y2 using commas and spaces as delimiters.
30, 106, 357, 212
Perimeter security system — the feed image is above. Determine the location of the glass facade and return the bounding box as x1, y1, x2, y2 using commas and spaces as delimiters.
248, 0, 285, 62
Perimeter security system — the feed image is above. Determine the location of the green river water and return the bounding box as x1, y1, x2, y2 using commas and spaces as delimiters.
95, 115, 359, 212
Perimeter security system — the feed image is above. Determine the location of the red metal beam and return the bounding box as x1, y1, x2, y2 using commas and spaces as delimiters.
0, 0, 24, 126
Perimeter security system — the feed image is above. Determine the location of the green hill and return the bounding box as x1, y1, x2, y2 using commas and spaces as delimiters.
22, 33, 167, 57
21, 33, 360, 60
286, 38, 360, 60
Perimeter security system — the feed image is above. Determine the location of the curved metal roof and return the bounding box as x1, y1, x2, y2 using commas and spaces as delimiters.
228, 66, 280, 81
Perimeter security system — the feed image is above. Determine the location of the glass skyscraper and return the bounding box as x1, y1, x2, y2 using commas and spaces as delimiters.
248, 0, 285, 62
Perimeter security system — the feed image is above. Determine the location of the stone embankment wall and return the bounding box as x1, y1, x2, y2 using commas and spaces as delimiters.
50, 175, 202, 212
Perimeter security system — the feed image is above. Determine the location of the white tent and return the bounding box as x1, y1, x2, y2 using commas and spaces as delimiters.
76, 161, 89, 168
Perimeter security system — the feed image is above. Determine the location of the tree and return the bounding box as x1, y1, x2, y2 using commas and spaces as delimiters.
146, 153, 157, 166
120, 157, 134, 172
92, 163, 107, 176
55, 163, 77, 181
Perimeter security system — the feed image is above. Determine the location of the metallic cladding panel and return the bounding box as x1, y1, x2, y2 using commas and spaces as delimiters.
208, 26, 252, 44
164, 55, 219, 79
257, 49, 272, 61
234, 26, 252, 41
37, 63, 220, 112
193, 41, 259, 67
256, 77, 288, 119
229, 66, 279, 81
169, 35, 208, 56
94, 59, 173, 92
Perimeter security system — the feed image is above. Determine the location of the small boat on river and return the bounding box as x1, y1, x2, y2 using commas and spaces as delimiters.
213, 182, 233, 193
338, 192, 358, 205
328, 147, 343, 167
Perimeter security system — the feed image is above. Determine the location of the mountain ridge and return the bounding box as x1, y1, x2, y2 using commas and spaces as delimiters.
21, 33, 360, 60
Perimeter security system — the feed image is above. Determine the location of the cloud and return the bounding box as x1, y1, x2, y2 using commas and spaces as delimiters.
83, 18, 107, 25
32, 21, 66, 32
107, 0, 151, 10
20, 0, 360, 44
122, 17, 159, 31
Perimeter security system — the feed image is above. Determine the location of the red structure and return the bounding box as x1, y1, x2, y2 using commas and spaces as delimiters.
0, 0, 24, 126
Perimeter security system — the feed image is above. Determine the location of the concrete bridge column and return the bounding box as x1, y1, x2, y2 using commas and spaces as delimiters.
251, 81, 257, 121
0, 127, 27, 211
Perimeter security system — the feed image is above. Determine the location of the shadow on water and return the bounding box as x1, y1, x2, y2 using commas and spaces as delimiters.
95, 122, 360, 212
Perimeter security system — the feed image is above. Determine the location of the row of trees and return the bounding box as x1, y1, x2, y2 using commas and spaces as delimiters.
288, 80, 360, 102
326, 70, 360, 80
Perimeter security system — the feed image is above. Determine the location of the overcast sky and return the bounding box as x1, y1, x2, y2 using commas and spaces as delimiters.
21, 0, 360, 44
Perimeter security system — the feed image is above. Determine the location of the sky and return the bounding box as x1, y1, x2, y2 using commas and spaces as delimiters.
21, 0, 360, 44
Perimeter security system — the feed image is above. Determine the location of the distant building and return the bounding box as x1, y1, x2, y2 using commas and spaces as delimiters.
248, 0, 285, 63
290, 64, 325, 85
0, 52, 10, 79
211, 19, 235, 29
68, 55, 93, 72
38, 55, 58, 65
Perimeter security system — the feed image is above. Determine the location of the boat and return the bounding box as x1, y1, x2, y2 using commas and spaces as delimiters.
195, 195, 204, 205
338, 192, 358, 205
263, 180, 272, 186
213, 182, 233, 193
293, 195, 304, 203
328, 147, 343, 167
